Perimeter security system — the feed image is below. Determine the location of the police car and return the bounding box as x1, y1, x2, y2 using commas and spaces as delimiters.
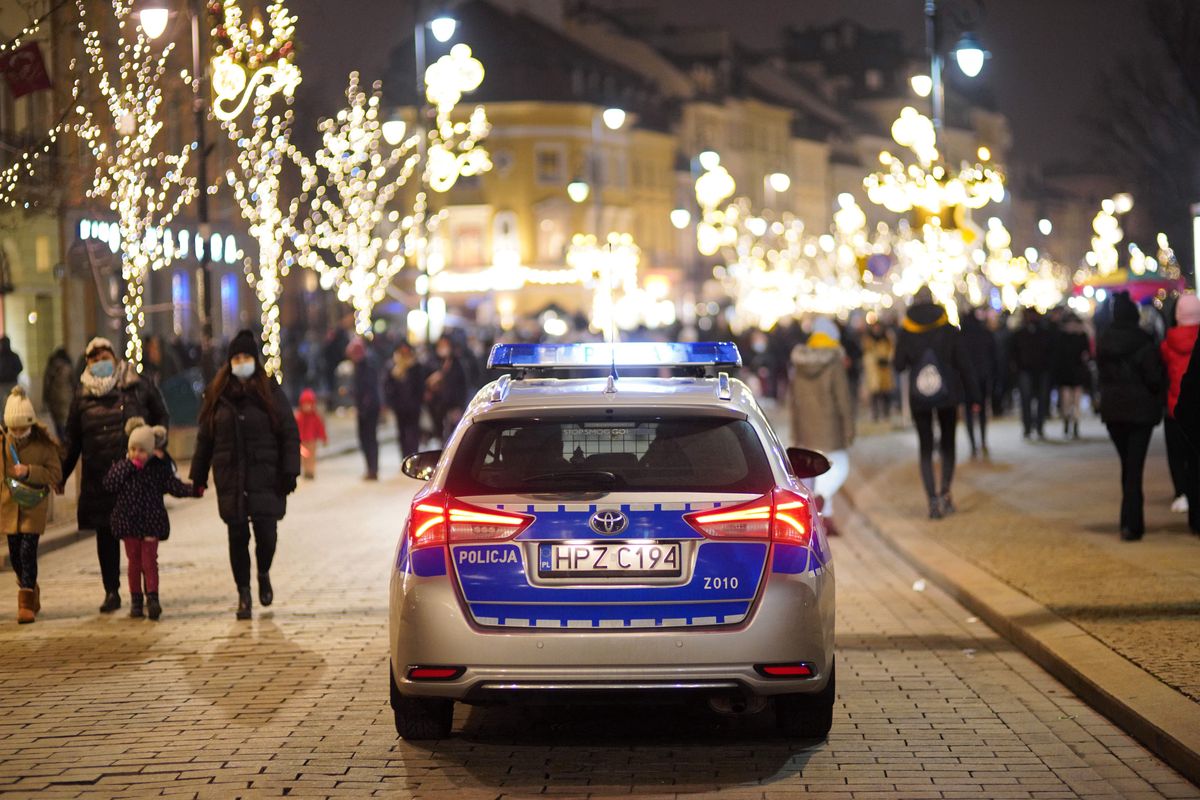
389, 342, 835, 739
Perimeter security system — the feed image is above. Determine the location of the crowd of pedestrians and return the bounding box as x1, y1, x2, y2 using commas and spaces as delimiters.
776, 287, 1200, 540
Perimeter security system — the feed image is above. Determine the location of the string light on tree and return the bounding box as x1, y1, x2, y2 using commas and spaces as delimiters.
295, 45, 490, 336
71, 0, 200, 368
213, 0, 303, 379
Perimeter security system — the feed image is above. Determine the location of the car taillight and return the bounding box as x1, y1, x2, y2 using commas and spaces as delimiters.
406, 492, 534, 550
447, 503, 534, 542
771, 489, 812, 546
684, 495, 772, 539
684, 489, 812, 546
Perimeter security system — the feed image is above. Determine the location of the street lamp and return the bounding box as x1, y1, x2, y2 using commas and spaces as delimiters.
924, 0, 989, 137
137, 0, 213, 341
567, 178, 590, 204
951, 32, 988, 78
412, 3, 460, 345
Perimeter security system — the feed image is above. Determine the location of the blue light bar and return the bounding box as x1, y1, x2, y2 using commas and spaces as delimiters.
487, 342, 742, 370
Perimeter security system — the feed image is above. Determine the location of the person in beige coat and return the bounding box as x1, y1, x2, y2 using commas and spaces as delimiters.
789, 318, 855, 535
1, 387, 63, 623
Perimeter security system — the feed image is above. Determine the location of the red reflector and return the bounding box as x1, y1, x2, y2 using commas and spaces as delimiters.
756, 663, 814, 678
407, 666, 464, 681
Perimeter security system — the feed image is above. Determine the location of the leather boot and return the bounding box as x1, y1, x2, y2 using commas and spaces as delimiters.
258, 572, 273, 607
236, 586, 252, 620
32, 584, 40, 614
129, 593, 144, 619
17, 588, 35, 624
99, 591, 121, 613
146, 593, 162, 621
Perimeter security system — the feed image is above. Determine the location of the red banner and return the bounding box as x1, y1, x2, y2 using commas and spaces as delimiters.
0, 41, 52, 98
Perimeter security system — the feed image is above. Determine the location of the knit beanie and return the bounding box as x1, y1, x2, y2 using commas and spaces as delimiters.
810, 317, 842, 343
3, 386, 36, 428
1177, 294, 1200, 326
227, 329, 260, 361
125, 417, 164, 454
85, 336, 116, 360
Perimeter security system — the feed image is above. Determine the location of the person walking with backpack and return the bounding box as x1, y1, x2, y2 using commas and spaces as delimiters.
190, 330, 301, 619
1097, 292, 1165, 541
2, 387, 62, 623
894, 287, 976, 519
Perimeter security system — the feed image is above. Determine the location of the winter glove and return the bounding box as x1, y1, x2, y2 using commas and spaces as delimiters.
279, 474, 298, 496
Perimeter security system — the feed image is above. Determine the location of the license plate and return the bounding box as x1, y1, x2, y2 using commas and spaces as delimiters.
538, 542, 682, 578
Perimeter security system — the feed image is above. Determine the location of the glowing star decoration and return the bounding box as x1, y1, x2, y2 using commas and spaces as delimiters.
422, 44, 490, 193
70, 0, 200, 368
214, 0, 305, 379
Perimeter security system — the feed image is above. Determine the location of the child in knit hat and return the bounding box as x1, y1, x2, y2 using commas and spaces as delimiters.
102, 419, 202, 620
1, 387, 62, 623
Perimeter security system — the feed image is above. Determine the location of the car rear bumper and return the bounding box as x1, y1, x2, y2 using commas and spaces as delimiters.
388, 567, 835, 701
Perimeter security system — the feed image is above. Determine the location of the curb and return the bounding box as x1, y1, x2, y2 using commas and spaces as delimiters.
844, 477, 1200, 787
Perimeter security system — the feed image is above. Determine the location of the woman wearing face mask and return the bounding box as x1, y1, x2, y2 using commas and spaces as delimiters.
61, 337, 170, 613
190, 330, 300, 619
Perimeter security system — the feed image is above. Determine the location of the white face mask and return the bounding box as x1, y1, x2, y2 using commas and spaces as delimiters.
231, 362, 256, 380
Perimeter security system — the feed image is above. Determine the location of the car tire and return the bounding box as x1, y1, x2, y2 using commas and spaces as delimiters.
390, 662, 454, 740
775, 660, 835, 739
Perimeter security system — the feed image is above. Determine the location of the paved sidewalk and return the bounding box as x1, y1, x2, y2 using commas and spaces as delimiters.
5, 408, 392, 571
844, 413, 1200, 785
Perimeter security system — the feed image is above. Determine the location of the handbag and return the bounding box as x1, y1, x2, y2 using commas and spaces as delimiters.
6, 442, 49, 510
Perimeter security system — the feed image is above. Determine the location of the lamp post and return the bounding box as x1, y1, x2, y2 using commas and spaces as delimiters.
923, 0, 989, 139
411, 4, 458, 347
568, 105, 625, 341
138, 0, 213, 340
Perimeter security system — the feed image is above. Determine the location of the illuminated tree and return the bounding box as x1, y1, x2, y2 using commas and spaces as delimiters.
70, 0, 199, 367
295, 44, 490, 336
211, 0, 302, 378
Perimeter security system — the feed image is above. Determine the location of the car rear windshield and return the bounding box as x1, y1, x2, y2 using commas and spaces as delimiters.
447, 416, 774, 494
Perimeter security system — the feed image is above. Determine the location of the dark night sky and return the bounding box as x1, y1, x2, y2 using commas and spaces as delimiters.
288, 0, 1153, 169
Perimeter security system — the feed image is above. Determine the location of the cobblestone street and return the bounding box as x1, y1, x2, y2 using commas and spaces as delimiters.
0, 446, 1197, 799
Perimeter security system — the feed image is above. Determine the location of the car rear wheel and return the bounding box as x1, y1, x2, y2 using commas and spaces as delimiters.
390, 662, 453, 740
775, 660, 835, 739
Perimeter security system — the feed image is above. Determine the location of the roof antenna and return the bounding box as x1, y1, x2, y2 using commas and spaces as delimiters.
605, 237, 619, 393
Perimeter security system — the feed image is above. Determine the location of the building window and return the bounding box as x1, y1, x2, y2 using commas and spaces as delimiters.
537, 214, 567, 263
534, 143, 566, 186
220, 273, 239, 339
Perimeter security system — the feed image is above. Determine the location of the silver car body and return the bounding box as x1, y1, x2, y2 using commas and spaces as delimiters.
388, 369, 835, 703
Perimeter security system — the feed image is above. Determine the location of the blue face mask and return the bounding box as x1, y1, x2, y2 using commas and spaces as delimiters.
231, 361, 256, 380
89, 360, 115, 378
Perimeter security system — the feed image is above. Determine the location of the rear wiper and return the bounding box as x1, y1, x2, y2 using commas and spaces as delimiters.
519, 470, 619, 487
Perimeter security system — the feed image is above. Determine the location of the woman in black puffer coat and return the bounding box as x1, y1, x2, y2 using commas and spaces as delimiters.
190, 330, 300, 619
893, 287, 977, 519
61, 337, 169, 614
1097, 292, 1164, 540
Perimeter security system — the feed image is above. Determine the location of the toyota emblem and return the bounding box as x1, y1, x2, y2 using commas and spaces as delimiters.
589, 509, 628, 536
